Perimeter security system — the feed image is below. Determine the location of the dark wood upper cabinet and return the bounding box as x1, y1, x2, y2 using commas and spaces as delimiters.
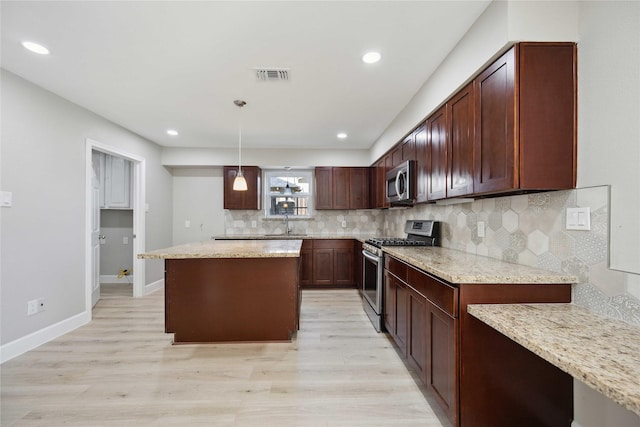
372, 42, 576, 205
446, 82, 475, 198
426, 106, 447, 201
315, 167, 371, 210
414, 124, 429, 204
474, 42, 577, 195
223, 166, 262, 210
332, 167, 350, 210
314, 167, 333, 209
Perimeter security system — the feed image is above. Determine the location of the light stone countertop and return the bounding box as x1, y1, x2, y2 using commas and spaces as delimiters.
214, 234, 375, 242
467, 303, 640, 417
382, 246, 577, 284
138, 239, 302, 259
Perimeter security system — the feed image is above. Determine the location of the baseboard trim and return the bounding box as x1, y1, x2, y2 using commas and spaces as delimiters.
100, 274, 134, 284
144, 278, 164, 295
0, 311, 91, 364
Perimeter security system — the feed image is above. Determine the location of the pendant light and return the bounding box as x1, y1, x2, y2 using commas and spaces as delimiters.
232, 99, 248, 191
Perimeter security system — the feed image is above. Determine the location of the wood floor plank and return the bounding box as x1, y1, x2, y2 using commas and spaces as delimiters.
1, 286, 450, 426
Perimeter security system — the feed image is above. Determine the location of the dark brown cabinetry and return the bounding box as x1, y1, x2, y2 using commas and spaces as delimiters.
372, 156, 391, 208
474, 42, 576, 195
383, 254, 572, 427
223, 166, 262, 210
446, 82, 475, 198
426, 106, 448, 200
306, 239, 355, 287
315, 167, 371, 210
371, 42, 576, 205
299, 240, 313, 287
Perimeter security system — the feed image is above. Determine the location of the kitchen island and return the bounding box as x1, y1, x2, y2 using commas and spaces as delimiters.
138, 239, 302, 343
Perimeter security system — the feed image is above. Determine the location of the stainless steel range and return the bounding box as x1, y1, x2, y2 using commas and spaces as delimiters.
361, 220, 440, 331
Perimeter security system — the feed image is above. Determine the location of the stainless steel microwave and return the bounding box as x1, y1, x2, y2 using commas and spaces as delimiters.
386, 160, 415, 204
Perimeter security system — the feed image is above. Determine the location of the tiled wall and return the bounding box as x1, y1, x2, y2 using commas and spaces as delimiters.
384, 186, 640, 326
224, 209, 384, 237
224, 186, 640, 326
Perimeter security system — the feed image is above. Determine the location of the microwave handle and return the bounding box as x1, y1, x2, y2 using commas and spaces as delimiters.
395, 169, 404, 198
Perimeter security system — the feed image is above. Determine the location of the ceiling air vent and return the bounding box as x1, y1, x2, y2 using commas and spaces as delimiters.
254, 68, 290, 82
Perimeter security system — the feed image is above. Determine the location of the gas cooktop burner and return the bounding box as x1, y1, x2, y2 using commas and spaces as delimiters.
365, 219, 441, 248
366, 237, 428, 246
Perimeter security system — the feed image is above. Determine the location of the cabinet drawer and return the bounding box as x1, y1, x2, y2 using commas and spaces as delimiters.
313, 239, 353, 249
408, 267, 458, 317
385, 256, 408, 282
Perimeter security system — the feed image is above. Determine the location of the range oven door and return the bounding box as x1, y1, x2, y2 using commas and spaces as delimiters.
362, 249, 383, 331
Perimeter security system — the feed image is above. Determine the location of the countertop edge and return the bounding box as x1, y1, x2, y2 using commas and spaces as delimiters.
467, 303, 640, 417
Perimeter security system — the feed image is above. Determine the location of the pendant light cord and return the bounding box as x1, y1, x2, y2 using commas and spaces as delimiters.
234, 99, 246, 174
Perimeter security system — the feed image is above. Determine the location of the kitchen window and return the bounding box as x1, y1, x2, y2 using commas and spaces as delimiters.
264, 169, 313, 218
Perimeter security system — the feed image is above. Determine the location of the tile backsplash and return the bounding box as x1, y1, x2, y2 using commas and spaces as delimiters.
225, 185, 640, 326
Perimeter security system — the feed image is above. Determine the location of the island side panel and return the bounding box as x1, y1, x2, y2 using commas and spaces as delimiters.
165, 257, 299, 343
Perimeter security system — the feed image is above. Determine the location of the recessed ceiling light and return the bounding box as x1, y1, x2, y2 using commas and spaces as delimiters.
21, 41, 50, 55
166, 129, 179, 136
337, 132, 348, 139
362, 51, 381, 64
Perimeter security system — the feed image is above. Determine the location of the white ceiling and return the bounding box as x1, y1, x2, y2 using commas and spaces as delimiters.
1, 1, 490, 151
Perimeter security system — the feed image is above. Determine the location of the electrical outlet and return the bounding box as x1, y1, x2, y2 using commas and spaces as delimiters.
37, 298, 45, 313
185, 220, 191, 228
341, 221, 347, 228
477, 221, 486, 238
251, 221, 257, 228
27, 299, 38, 316
122, 236, 129, 244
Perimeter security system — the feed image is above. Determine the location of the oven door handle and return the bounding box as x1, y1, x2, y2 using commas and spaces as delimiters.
362, 250, 381, 263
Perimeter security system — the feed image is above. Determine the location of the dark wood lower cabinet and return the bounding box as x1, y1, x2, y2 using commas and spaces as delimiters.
304, 239, 356, 288
383, 255, 573, 427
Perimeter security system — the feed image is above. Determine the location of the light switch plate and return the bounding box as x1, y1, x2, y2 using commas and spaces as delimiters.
566, 207, 591, 230
1, 191, 12, 207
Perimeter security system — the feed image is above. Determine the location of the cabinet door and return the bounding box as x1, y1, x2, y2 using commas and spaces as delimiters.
447, 82, 475, 198
105, 155, 131, 208
407, 287, 427, 382
474, 47, 516, 194
349, 167, 370, 209
223, 166, 261, 210
426, 106, 447, 200
401, 133, 416, 162
395, 280, 409, 356
332, 167, 350, 210
426, 302, 457, 422
315, 167, 333, 209
414, 123, 428, 203
354, 241, 363, 289
313, 248, 334, 285
383, 270, 396, 336
299, 240, 313, 287
391, 145, 403, 168
334, 246, 354, 286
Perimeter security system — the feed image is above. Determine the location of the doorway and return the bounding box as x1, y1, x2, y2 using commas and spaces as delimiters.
85, 138, 146, 315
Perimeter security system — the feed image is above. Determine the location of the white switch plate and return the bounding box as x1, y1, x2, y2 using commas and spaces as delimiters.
123, 236, 129, 244
185, 220, 191, 228
1, 191, 12, 207
566, 207, 591, 230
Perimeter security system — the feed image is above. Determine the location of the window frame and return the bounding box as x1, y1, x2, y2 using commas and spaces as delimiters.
263, 169, 314, 218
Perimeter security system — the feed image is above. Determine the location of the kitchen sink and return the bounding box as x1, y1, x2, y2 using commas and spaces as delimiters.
264, 233, 308, 237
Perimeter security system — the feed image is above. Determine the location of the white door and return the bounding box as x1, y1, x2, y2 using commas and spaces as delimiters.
91, 158, 101, 307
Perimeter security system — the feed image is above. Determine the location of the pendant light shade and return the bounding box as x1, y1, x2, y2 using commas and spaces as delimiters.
233, 99, 248, 192
232, 170, 248, 191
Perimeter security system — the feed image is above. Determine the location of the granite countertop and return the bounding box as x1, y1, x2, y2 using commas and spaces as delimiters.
138, 239, 303, 259
467, 303, 640, 416
214, 234, 375, 242
383, 246, 577, 284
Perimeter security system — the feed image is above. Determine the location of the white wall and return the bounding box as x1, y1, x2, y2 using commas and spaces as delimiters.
172, 167, 225, 245
0, 70, 173, 355
162, 147, 371, 168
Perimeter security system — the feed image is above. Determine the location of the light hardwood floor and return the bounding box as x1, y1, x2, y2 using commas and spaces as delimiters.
1, 285, 450, 426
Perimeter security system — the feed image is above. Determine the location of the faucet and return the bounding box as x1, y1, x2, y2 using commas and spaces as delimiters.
283, 214, 291, 235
